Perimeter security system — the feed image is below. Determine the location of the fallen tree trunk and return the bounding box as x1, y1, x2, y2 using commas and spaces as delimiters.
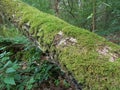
0, 0, 120, 90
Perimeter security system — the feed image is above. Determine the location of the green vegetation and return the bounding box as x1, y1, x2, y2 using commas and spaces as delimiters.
0, 26, 72, 90
0, 0, 120, 90
21, 0, 120, 45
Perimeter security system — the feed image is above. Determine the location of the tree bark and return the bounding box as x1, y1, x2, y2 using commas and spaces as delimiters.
54, 0, 60, 16
0, 12, 4, 25
0, 0, 120, 89
91, 0, 96, 32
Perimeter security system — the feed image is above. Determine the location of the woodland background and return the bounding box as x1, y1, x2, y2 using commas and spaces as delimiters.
22, 0, 120, 45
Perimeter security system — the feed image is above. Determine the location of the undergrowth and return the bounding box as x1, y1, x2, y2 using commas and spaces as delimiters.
0, 25, 72, 90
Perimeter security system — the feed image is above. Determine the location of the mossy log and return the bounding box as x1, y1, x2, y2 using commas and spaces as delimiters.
0, 0, 120, 90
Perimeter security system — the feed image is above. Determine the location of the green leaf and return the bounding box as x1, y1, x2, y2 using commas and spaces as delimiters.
29, 77, 35, 84
103, 2, 111, 7
14, 74, 21, 81
6, 67, 16, 73
27, 85, 32, 90
87, 13, 93, 19
19, 86, 24, 90
0, 47, 6, 50
2, 57, 9, 61
54, 79, 60, 86
4, 61, 12, 68
0, 51, 7, 58
4, 77, 16, 85
12, 63, 19, 69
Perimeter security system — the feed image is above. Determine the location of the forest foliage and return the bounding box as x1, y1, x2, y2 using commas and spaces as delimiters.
0, 25, 72, 90
0, 0, 120, 90
21, 0, 120, 45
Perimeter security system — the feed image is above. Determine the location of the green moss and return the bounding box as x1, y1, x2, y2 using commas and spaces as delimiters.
59, 47, 120, 89
0, 0, 120, 89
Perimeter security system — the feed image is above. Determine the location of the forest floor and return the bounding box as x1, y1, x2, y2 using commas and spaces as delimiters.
0, 24, 119, 90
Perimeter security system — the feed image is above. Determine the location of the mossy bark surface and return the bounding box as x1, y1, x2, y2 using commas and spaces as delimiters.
0, 0, 120, 89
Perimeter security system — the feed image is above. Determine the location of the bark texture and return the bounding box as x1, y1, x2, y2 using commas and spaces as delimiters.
0, 0, 120, 90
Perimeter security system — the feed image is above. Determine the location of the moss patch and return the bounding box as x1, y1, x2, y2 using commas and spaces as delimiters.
0, 0, 120, 89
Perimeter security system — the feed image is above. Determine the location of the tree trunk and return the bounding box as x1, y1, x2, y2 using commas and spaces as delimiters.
54, 0, 60, 16
0, 0, 120, 90
92, 0, 96, 32
0, 12, 4, 25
